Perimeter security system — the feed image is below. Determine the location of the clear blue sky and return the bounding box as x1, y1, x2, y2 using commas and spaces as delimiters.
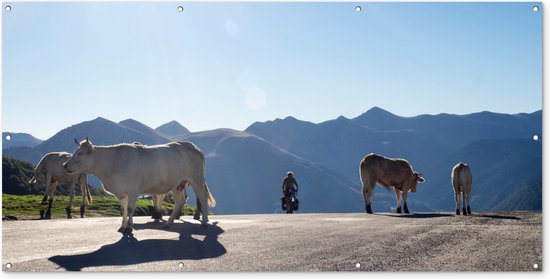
2, 2, 542, 140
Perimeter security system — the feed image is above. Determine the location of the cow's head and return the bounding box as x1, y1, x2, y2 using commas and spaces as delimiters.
409, 172, 425, 192
64, 138, 94, 174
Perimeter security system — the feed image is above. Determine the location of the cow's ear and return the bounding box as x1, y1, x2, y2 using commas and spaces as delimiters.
85, 144, 94, 154
74, 138, 80, 146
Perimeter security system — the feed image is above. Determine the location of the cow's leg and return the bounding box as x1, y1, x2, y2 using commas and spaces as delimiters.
194, 197, 202, 221
151, 194, 164, 221
454, 190, 460, 215
65, 182, 76, 219
394, 188, 402, 213
41, 194, 49, 205
466, 190, 472, 215
193, 179, 210, 226
177, 186, 189, 220
78, 175, 88, 218
402, 191, 410, 214
125, 193, 139, 233
165, 187, 185, 228
41, 173, 53, 204
118, 196, 129, 233
151, 194, 158, 219
462, 191, 468, 216
362, 182, 375, 214
156, 194, 164, 220
44, 180, 57, 219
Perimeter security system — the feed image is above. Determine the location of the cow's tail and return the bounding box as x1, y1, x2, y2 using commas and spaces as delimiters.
85, 183, 93, 205
205, 182, 216, 207
453, 163, 463, 193
359, 159, 369, 188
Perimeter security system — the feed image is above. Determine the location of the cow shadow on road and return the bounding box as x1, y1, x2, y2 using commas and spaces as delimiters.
48, 221, 226, 271
474, 214, 521, 220
382, 212, 455, 218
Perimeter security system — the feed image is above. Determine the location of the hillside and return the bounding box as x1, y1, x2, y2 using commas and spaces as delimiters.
118, 119, 169, 143
155, 120, 190, 137
246, 115, 451, 180
2, 132, 43, 150
2, 108, 541, 213
353, 107, 541, 148
246, 108, 541, 212
3, 117, 171, 164
2, 156, 107, 197
414, 139, 542, 211
2, 157, 37, 195
176, 129, 379, 213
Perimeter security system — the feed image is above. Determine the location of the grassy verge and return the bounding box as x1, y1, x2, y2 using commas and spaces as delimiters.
2, 194, 195, 220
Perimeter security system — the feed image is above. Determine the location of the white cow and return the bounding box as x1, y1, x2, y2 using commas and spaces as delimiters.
29, 152, 92, 218
451, 162, 472, 215
64, 138, 215, 233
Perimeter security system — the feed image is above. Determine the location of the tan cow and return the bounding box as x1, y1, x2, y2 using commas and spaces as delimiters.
359, 153, 425, 214
451, 162, 472, 215
29, 152, 92, 218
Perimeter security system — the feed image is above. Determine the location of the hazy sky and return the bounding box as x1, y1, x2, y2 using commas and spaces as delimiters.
2, 2, 542, 140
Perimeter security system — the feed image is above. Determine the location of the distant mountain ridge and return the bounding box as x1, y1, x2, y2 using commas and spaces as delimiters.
155, 120, 190, 138
2, 107, 542, 213
2, 132, 43, 150
3, 117, 173, 163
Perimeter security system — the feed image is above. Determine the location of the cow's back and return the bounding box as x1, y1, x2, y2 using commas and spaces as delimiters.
125, 142, 205, 194
39, 152, 76, 182
363, 153, 414, 186
452, 163, 472, 193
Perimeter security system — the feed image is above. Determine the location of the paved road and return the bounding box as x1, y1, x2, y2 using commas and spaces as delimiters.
2, 211, 542, 272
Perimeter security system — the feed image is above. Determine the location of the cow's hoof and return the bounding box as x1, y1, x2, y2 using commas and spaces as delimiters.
153, 212, 164, 220
162, 224, 171, 230
396, 207, 402, 214
193, 215, 200, 221
124, 227, 133, 234
200, 223, 208, 229
456, 210, 460, 215
365, 204, 373, 214
117, 227, 126, 233
463, 209, 468, 216
467, 207, 471, 215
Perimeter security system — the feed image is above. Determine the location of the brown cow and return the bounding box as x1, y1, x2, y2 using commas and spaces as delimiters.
359, 153, 425, 214
451, 162, 472, 215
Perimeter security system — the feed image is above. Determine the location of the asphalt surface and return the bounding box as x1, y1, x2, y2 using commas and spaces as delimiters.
2, 211, 542, 272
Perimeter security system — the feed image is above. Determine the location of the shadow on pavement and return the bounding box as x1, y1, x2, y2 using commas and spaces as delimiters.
475, 214, 521, 220
382, 212, 455, 218
48, 221, 226, 271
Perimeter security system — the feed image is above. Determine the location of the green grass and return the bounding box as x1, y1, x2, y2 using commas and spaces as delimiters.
2, 194, 195, 220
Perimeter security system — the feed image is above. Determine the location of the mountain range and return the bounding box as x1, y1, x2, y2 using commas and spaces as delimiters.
2, 132, 43, 150
2, 107, 542, 213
